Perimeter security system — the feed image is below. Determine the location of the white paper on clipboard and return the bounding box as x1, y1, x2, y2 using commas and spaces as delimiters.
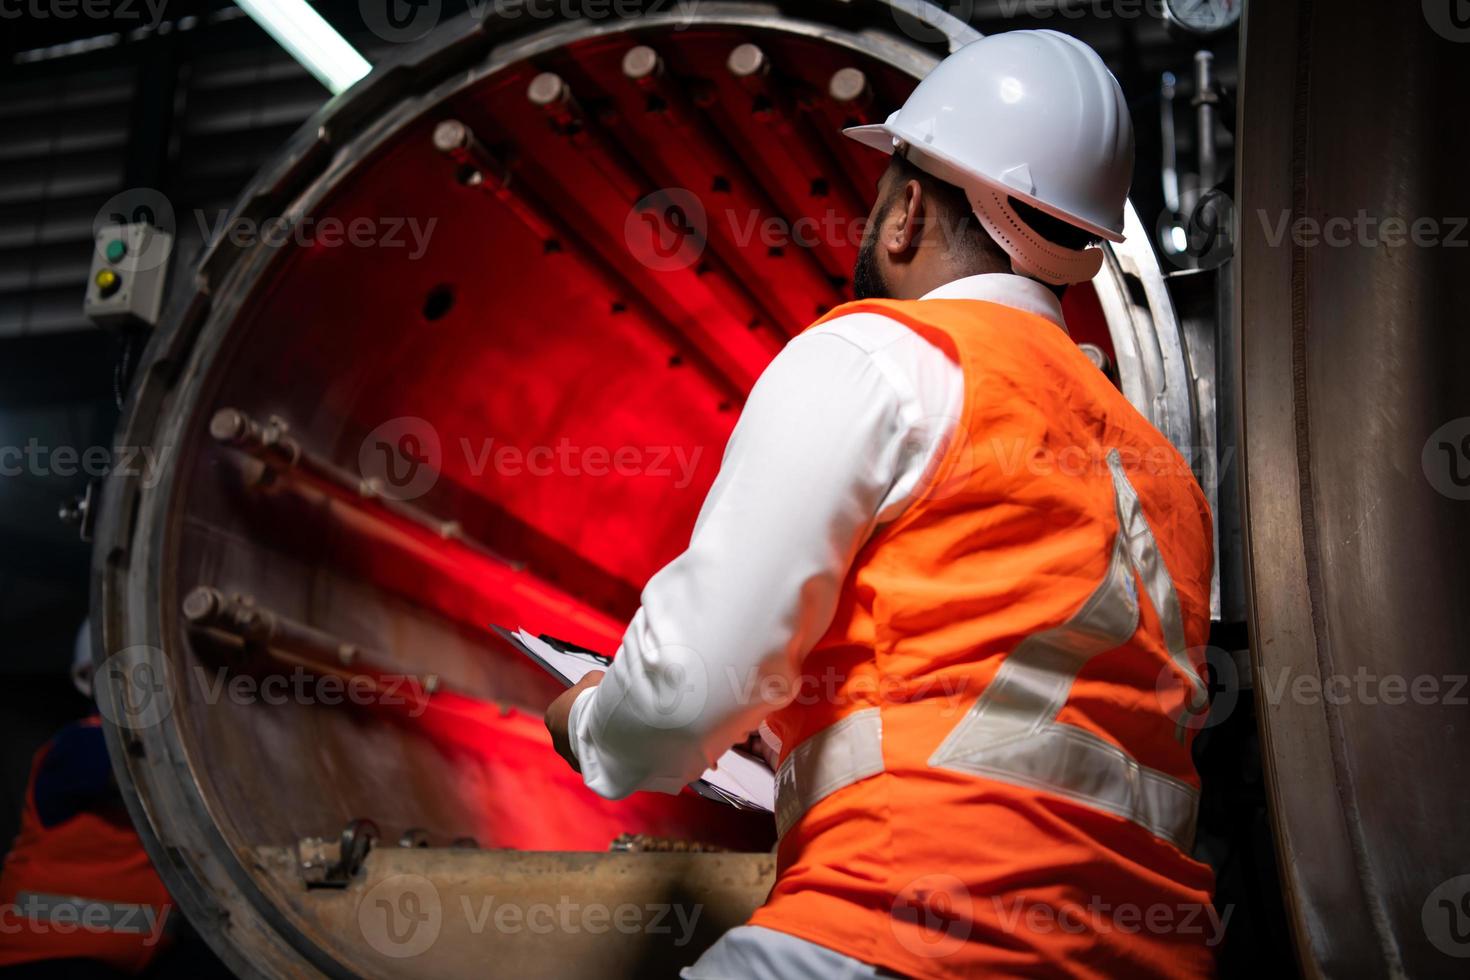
493, 625, 774, 813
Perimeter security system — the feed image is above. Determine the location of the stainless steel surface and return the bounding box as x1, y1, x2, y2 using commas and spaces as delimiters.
1095, 204, 1201, 469
1237, 0, 1470, 975
1193, 51, 1218, 195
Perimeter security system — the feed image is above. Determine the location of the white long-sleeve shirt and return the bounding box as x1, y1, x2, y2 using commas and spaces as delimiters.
568, 274, 1068, 799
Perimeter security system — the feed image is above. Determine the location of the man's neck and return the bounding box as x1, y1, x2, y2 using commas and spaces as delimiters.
891, 256, 1010, 301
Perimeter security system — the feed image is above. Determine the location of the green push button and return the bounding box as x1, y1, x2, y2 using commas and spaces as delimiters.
105, 239, 127, 263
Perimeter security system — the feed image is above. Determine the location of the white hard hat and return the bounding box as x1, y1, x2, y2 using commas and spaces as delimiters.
845, 30, 1134, 284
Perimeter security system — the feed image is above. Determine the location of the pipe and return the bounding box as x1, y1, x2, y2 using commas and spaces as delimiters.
524, 71, 788, 344
433, 118, 754, 399
621, 44, 847, 314
724, 43, 868, 280
1193, 52, 1218, 194
182, 585, 441, 701
208, 407, 626, 647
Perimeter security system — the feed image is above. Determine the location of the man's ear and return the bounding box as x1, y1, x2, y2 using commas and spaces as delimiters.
885, 179, 924, 256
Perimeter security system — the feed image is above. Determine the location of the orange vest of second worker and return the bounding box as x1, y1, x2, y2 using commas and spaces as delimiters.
0, 717, 174, 973
749, 298, 1218, 979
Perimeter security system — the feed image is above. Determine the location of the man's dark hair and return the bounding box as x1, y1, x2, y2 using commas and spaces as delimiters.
888, 154, 1102, 259
887, 155, 988, 259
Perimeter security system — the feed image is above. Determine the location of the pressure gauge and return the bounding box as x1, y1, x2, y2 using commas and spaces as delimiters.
1162, 0, 1242, 36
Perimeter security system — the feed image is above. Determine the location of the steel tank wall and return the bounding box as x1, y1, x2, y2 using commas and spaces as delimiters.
1236, 1, 1470, 976
89, 4, 1201, 976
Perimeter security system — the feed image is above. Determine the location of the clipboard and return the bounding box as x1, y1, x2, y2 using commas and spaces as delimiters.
492, 625, 774, 813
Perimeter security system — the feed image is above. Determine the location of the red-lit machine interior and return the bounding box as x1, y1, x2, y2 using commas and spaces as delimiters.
167, 25, 1119, 856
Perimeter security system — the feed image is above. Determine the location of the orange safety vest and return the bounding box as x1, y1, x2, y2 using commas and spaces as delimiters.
748, 298, 1217, 979
0, 718, 174, 973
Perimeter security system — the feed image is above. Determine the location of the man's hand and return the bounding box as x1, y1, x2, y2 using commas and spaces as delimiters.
544, 671, 604, 773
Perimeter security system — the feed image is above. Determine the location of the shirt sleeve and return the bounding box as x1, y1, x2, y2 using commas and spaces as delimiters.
568, 327, 941, 799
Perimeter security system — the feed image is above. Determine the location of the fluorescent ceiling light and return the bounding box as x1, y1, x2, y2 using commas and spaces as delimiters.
232, 0, 371, 95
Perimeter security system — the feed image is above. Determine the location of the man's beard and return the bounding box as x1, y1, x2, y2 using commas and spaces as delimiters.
851, 231, 890, 301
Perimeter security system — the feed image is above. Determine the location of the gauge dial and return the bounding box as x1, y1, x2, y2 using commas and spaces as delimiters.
1163, 0, 1243, 36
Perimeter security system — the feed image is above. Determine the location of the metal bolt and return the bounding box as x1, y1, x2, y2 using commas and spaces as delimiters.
182, 586, 223, 624
622, 45, 661, 81
727, 43, 767, 78
527, 72, 569, 107
432, 119, 471, 154
209, 408, 249, 445
829, 67, 869, 103
1078, 343, 1112, 374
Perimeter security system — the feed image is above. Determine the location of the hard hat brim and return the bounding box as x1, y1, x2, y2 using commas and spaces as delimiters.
842, 123, 901, 155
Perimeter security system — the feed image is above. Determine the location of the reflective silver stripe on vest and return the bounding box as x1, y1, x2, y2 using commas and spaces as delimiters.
775, 450, 1203, 851
1109, 450, 1209, 742
774, 708, 883, 838
12, 891, 168, 934
928, 449, 1199, 849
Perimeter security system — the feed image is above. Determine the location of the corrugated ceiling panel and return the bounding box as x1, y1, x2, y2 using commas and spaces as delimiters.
0, 66, 134, 337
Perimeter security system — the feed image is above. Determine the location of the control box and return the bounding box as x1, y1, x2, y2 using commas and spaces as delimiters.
84, 222, 174, 328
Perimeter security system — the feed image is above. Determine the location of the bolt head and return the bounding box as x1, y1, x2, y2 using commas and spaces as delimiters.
622, 46, 661, 80
728, 43, 766, 78
527, 72, 568, 107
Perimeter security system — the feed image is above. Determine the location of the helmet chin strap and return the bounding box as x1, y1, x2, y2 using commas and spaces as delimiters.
970, 189, 1104, 286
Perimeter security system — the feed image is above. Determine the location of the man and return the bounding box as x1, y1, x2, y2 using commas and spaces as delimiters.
0, 623, 176, 977
546, 30, 1216, 979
